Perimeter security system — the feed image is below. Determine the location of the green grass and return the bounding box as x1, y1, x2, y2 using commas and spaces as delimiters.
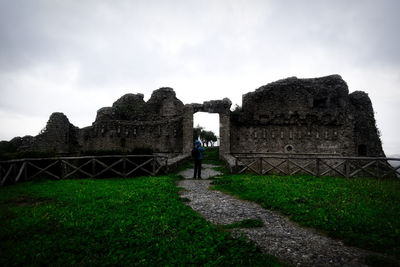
212, 174, 400, 258
365, 255, 399, 267
0, 176, 281, 266
203, 147, 223, 165
172, 160, 193, 173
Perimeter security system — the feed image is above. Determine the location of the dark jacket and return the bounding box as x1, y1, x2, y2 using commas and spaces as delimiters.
194, 141, 205, 160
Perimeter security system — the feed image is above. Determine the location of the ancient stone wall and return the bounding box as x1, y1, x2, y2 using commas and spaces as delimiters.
4, 75, 384, 158
24, 112, 80, 154
79, 118, 183, 154
11, 88, 185, 156
230, 75, 384, 156
79, 87, 185, 154
6, 112, 80, 155
350, 91, 384, 156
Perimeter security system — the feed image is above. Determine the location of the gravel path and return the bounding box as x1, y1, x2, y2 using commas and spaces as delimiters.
177, 165, 380, 266
178, 163, 223, 179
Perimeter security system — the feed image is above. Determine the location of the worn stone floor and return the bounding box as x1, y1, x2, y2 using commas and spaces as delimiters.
177, 164, 388, 266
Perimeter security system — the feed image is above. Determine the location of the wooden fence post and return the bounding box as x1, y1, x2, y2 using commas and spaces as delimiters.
152, 157, 156, 175
92, 159, 96, 177
316, 158, 320, 176
165, 157, 169, 174
60, 160, 65, 179
122, 157, 126, 177
0, 164, 4, 183
235, 157, 238, 171
12, 163, 17, 181
24, 160, 28, 181
376, 160, 380, 179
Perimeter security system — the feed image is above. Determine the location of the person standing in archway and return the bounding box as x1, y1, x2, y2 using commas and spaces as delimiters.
192, 140, 205, 179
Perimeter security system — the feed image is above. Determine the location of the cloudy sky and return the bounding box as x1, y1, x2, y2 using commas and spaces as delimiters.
0, 0, 399, 155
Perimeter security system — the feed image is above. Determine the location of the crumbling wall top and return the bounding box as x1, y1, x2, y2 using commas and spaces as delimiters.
203, 98, 232, 114
349, 91, 372, 107
94, 88, 184, 124
111, 93, 147, 121
43, 112, 74, 132
349, 90, 384, 156
239, 75, 350, 124
147, 87, 184, 117
186, 98, 232, 115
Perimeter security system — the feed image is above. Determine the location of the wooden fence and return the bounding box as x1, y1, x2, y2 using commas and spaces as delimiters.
0, 155, 168, 186
231, 153, 400, 179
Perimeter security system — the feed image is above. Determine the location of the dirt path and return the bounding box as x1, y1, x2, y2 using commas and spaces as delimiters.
177, 165, 379, 266
178, 163, 223, 179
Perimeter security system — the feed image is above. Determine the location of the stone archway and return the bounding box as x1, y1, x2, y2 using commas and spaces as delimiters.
182, 98, 232, 159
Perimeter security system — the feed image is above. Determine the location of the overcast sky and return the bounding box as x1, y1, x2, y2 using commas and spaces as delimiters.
0, 0, 399, 155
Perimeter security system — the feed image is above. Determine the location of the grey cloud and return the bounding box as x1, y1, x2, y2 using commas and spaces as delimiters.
0, 0, 399, 154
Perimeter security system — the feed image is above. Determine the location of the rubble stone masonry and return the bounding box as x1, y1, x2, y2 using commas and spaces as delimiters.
6, 75, 384, 158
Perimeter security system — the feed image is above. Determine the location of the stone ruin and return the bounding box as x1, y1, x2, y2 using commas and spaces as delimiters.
80, 87, 185, 155
3, 75, 385, 161
230, 75, 384, 157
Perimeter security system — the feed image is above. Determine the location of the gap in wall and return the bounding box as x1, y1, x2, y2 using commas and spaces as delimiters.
193, 112, 220, 147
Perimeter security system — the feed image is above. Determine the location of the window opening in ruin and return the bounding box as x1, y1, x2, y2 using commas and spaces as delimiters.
285, 145, 294, 153
358, 144, 367, 156
313, 97, 328, 108
193, 112, 220, 147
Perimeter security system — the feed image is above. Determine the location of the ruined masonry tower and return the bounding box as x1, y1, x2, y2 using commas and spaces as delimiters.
7, 75, 384, 158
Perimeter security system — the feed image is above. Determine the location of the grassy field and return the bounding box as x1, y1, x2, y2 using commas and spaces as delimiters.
212, 174, 400, 258
2, 147, 399, 265
0, 176, 281, 266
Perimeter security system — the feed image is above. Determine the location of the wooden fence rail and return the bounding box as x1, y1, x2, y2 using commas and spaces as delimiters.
231, 153, 400, 179
0, 155, 168, 186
